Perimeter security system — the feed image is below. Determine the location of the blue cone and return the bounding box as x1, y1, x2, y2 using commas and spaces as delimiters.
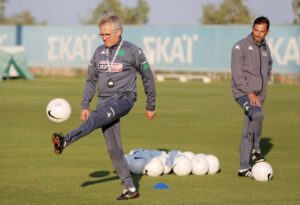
154, 182, 169, 189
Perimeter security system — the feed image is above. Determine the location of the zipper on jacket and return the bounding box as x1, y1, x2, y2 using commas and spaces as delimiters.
257, 45, 264, 95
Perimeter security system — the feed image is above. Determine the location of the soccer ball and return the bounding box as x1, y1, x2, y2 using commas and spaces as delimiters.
192, 155, 209, 175
143, 157, 164, 177
205, 154, 220, 175
125, 154, 134, 165
159, 155, 173, 174
128, 148, 147, 155
252, 162, 273, 181
148, 149, 164, 158
182, 151, 195, 161
129, 157, 147, 175
167, 150, 182, 164
46, 98, 71, 123
172, 155, 192, 176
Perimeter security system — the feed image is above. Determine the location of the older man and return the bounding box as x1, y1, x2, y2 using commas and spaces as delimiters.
52, 12, 156, 200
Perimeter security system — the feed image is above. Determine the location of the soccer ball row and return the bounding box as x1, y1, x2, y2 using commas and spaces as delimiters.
125, 149, 220, 177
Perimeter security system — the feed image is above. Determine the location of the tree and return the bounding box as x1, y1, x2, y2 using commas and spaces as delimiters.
0, 10, 46, 25
82, 0, 149, 25
123, 0, 149, 24
292, 0, 300, 24
0, 0, 46, 25
201, 0, 253, 24
0, 0, 7, 20
8, 10, 46, 25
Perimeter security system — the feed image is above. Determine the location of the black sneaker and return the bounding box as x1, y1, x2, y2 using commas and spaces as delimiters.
238, 168, 252, 178
116, 189, 139, 200
251, 152, 265, 163
52, 133, 65, 154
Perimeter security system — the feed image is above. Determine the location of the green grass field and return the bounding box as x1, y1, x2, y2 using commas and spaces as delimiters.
1, 77, 299, 205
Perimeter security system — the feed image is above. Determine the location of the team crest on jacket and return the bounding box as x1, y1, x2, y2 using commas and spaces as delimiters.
98, 61, 123, 72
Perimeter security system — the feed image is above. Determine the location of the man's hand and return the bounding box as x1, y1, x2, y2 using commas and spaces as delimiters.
146, 110, 156, 120
80, 109, 90, 122
248, 93, 261, 107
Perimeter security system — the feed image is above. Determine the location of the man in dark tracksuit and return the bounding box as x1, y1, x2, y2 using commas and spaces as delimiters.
52, 12, 156, 200
231, 16, 272, 177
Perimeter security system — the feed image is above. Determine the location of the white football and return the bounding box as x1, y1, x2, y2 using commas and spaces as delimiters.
182, 151, 195, 161
133, 151, 152, 162
158, 153, 172, 174
252, 162, 273, 181
172, 155, 192, 176
46, 98, 71, 123
128, 148, 147, 155
143, 157, 164, 177
125, 154, 134, 165
129, 157, 147, 175
205, 154, 220, 175
192, 155, 209, 175
168, 150, 182, 165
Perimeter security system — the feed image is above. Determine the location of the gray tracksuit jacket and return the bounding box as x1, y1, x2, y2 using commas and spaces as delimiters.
231, 34, 272, 103
80, 39, 156, 111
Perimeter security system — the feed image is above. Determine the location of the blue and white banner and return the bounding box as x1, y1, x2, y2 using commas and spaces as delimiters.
0, 25, 299, 74
0, 26, 16, 45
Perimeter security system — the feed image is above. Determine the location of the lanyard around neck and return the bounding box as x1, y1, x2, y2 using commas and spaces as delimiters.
106, 40, 123, 68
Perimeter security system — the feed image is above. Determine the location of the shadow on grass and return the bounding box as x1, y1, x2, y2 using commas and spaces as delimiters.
81, 148, 170, 189
81, 172, 119, 187
260, 137, 273, 157
81, 170, 143, 191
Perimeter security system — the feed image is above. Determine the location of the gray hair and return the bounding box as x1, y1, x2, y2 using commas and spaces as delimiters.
98, 12, 123, 32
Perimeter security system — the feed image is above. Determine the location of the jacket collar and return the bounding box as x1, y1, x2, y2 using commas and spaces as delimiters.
247, 33, 266, 47
107, 37, 123, 50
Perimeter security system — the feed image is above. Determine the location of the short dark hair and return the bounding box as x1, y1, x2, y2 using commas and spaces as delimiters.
253, 16, 270, 30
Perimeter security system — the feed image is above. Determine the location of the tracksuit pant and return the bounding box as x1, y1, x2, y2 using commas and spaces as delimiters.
63, 95, 135, 189
236, 95, 264, 170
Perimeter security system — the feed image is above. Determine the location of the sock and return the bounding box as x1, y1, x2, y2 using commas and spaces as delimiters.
128, 187, 136, 192
252, 149, 261, 154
